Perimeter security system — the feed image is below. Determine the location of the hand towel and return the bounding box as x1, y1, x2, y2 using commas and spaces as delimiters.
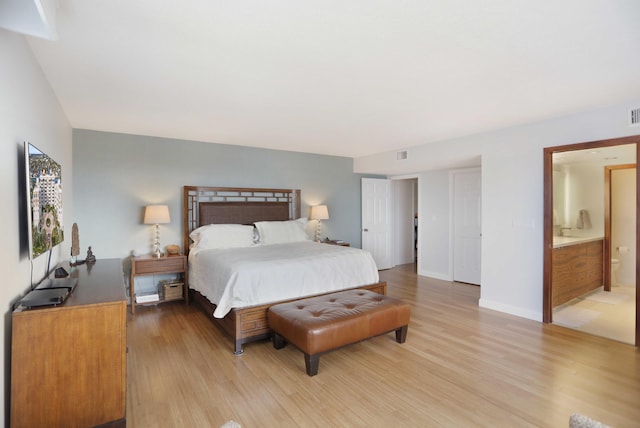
576, 209, 592, 230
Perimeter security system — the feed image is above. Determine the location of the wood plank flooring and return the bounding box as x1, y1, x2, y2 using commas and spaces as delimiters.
126, 264, 640, 427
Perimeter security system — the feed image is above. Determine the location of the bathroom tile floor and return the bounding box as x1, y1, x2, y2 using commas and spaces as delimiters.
553, 285, 636, 345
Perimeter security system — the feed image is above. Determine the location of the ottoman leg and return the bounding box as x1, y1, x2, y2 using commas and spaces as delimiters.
395, 325, 408, 343
304, 353, 320, 376
273, 333, 287, 349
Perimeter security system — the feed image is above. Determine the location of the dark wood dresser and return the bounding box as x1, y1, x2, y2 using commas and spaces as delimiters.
11, 258, 127, 427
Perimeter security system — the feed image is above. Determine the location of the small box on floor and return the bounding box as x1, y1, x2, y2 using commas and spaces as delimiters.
159, 280, 183, 300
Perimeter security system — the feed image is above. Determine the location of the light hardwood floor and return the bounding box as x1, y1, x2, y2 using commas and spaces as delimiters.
126, 264, 640, 427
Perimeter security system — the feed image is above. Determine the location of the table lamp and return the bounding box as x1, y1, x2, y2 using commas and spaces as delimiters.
144, 205, 171, 258
310, 205, 329, 241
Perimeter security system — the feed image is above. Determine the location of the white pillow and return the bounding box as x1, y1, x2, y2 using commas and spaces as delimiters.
254, 218, 309, 245
190, 224, 256, 250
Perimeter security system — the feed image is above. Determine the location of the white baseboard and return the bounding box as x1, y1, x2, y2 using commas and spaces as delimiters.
479, 298, 542, 322
418, 269, 452, 281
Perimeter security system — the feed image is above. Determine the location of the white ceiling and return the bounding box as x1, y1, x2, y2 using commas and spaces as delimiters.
25, 1, 640, 158
553, 144, 636, 166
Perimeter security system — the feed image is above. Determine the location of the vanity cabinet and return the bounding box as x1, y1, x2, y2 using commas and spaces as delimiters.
552, 239, 603, 307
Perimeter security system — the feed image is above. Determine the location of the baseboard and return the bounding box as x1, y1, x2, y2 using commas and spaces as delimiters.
479, 298, 542, 322
418, 269, 452, 281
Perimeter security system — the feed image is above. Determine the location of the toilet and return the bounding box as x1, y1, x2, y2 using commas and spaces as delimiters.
611, 258, 620, 286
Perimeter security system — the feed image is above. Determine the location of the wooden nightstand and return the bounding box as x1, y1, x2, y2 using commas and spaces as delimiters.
130, 254, 188, 314
322, 240, 350, 247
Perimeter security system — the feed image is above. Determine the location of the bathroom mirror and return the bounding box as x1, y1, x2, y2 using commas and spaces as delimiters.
552, 168, 567, 236
552, 145, 636, 239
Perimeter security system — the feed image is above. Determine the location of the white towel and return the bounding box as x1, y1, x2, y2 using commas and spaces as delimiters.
576, 209, 592, 229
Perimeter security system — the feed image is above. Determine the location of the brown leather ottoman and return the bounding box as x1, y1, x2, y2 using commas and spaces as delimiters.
268, 289, 411, 376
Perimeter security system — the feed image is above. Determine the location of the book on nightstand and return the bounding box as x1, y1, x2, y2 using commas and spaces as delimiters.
135, 293, 160, 304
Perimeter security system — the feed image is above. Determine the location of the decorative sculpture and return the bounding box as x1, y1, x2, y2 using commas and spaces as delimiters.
70, 223, 80, 265
85, 246, 96, 264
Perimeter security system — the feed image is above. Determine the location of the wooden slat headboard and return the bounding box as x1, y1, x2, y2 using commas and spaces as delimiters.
199, 202, 291, 226
183, 186, 301, 253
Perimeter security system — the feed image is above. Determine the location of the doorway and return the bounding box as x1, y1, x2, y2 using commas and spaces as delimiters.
606, 164, 637, 290
543, 135, 640, 347
392, 177, 418, 267
362, 177, 419, 271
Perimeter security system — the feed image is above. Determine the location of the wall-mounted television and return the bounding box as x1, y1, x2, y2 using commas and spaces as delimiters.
25, 142, 64, 259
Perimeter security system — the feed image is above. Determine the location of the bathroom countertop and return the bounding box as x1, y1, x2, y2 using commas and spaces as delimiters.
552, 235, 604, 249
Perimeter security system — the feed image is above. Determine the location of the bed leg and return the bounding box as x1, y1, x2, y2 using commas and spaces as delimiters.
234, 341, 244, 356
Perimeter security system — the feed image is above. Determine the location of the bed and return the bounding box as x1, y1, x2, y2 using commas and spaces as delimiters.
183, 186, 387, 355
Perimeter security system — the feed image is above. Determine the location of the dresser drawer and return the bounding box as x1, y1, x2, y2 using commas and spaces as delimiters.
134, 257, 185, 275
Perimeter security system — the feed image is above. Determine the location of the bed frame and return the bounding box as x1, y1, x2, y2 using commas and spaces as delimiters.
183, 185, 387, 355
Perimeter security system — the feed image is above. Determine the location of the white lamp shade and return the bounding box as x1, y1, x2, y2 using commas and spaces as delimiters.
310, 205, 329, 220
144, 205, 171, 224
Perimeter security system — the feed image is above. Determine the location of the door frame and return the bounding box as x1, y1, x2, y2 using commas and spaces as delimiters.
542, 135, 640, 347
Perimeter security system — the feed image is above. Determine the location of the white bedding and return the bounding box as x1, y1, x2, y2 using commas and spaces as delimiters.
188, 241, 380, 318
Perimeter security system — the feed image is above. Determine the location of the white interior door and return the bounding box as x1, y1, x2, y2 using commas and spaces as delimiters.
362, 178, 393, 270
453, 169, 482, 285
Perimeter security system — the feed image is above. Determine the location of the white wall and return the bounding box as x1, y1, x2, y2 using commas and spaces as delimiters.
1, 29, 71, 425
355, 98, 640, 322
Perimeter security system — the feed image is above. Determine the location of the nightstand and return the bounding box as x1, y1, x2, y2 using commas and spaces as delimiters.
323, 240, 350, 247
130, 254, 188, 314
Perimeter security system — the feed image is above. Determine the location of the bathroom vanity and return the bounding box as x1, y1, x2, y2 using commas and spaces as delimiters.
552, 237, 604, 307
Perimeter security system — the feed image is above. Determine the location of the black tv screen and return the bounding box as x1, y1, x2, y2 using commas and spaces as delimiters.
25, 142, 64, 259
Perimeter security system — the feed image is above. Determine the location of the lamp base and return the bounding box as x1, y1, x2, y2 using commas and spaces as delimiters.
153, 224, 162, 258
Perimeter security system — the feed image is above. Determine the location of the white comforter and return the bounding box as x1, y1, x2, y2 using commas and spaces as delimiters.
189, 241, 380, 318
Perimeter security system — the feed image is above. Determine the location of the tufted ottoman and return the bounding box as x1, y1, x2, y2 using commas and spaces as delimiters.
268, 289, 411, 376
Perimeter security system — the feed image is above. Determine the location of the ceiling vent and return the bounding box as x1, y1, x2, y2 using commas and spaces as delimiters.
630, 107, 640, 127
396, 150, 408, 160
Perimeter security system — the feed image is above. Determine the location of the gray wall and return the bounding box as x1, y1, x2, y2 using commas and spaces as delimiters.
73, 129, 376, 262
